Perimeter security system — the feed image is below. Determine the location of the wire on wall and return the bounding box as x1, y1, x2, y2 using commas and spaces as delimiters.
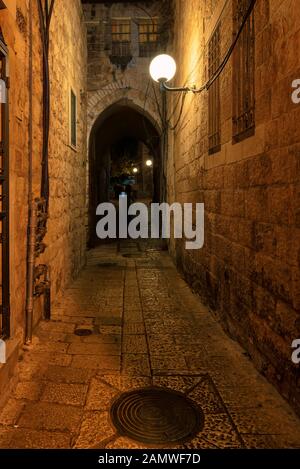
159, 0, 257, 131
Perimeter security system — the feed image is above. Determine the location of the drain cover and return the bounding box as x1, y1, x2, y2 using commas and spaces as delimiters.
74, 327, 93, 337
110, 387, 204, 445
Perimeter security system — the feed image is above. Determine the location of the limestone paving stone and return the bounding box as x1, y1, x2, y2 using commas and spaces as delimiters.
14, 381, 44, 401
17, 402, 82, 433
184, 413, 244, 449
34, 331, 67, 343
8, 429, 71, 449
152, 376, 205, 395
101, 376, 152, 392
71, 354, 120, 372
41, 383, 88, 407
151, 355, 188, 374
99, 325, 122, 335
0, 427, 13, 448
68, 342, 121, 356
122, 354, 151, 377
123, 323, 145, 335
0, 399, 26, 426
75, 411, 115, 449
187, 377, 227, 415
123, 335, 148, 354
105, 436, 147, 450
30, 342, 69, 354
85, 379, 119, 411
38, 321, 76, 334
43, 365, 92, 384
48, 353, 73, 367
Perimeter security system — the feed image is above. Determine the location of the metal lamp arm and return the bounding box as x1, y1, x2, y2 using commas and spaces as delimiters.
160, 81, 205, 93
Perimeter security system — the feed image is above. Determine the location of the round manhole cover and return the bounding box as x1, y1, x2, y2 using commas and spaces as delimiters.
110, 387, 204, 445
74, 327, 93, 337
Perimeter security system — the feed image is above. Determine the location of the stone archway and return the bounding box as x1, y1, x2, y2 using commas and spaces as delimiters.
87, 84, 163, 139
87, 96, 162, 248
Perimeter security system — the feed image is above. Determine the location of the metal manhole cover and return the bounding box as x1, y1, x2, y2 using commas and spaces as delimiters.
110, 387, 204, 445
74, 327, 93, 337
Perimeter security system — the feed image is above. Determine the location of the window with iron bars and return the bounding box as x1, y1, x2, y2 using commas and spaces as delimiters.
232, 0, 255, 143
139, 19, 159, 58
111, 20, 131, 57
0, 36, 10, 340
208, 24, 221, 155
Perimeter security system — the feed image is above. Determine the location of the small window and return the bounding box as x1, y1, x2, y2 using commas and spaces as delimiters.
70, 88, 77, 148
232, 0, 255, 143
208, 24, 221, 155
111, 19, 131, 56
139, 19, 159, 57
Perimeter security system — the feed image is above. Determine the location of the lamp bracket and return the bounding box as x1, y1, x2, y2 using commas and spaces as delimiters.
160, 81, 205, 94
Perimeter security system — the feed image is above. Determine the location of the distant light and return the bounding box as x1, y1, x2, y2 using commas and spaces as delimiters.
133, 167, 138, 174
149, 54, 176, 83
146, 160, 153, 167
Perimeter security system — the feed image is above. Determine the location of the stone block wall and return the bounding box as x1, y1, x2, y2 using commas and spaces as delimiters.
43, 0, 87, 299
83, 1, 170, 136
0, 0, 87, 405
167, 0, 300, 414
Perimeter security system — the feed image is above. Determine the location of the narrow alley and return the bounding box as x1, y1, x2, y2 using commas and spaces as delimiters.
0, 242, 300, 449
1, 0, 300, 456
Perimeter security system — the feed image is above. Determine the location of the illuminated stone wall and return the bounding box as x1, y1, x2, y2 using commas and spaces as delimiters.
167, 0, 300, 414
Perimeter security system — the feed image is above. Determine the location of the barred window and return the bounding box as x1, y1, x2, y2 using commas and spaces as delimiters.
139, 19, 159, 58
208, 24, 221, 155
232, 0, 255, 143
111, 20, 131, 57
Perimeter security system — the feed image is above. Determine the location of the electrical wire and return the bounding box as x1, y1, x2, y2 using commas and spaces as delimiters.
164, 0, 257, 130
169, 91, 187, 131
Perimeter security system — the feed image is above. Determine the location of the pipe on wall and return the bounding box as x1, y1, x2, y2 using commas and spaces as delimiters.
37, 0, 55, 209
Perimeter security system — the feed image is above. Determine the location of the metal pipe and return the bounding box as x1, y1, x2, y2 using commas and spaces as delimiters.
38, 0, 55, 209
25, 0, 34, 344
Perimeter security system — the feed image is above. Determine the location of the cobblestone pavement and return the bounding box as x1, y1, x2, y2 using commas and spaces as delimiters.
1, 242, 300, 449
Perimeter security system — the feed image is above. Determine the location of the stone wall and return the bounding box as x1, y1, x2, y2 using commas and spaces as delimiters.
0, 0, 87, 405
43, 0, 87, 300
167, 0, 300, 415
83, 1, 169, 136
0, 0, 33, 407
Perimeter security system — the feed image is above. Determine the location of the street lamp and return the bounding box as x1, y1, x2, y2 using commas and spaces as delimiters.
149, 54, 204, 93
145, 160, 153, 167
149, 54, 176, 84
133, 167, 138, 174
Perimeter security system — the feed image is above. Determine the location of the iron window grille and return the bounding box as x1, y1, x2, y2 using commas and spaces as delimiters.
208, 24, 221, 155
111, 20, 131, 57
232, 0, 255, 143
139, 19, 159, 58
0, 35, 10, 339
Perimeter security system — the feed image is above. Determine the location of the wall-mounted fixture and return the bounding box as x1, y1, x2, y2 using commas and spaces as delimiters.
149, 54, 203, 93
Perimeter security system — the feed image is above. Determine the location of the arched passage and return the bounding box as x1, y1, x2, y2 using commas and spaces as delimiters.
88, 100, 162, 247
